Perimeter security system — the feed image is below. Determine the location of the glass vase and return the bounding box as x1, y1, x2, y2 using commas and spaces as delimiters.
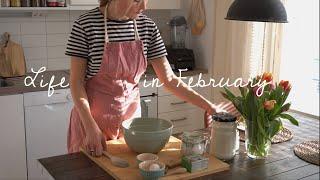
245, 120, 271, 159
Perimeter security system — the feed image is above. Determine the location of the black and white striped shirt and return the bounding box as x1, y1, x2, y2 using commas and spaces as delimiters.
65, 7, 167, 79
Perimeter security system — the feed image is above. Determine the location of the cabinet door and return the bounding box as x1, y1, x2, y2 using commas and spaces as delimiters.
0, 94, 27, 180
159, 108, 204, 134
70, 0, 99, 6
25, 91, 73, 180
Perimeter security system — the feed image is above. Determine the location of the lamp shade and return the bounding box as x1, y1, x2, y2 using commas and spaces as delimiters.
225, 0, 288, 23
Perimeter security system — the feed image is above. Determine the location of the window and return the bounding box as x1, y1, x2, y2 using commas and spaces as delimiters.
248, 1, 319, 117
279, 0, 319, 116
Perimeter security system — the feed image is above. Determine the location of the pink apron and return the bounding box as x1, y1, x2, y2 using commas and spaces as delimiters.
67, 6, 147, 153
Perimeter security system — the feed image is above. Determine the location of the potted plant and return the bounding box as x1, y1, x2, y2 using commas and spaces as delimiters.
221, 73, 299, 159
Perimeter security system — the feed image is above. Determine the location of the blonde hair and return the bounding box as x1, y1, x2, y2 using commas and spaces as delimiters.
99, 0, 110, 7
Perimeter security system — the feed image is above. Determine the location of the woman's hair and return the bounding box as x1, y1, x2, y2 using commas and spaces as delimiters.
99, 0, 110, 7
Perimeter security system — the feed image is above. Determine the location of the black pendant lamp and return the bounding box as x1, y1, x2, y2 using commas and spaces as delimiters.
225, 0, 288, 23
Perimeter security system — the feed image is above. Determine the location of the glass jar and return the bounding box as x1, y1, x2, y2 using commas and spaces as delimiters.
210, 113, 239, 161
1, 0, 10, 7
10, 0, 20, 7
21, 0, 31, 7
181, 131, 207, 157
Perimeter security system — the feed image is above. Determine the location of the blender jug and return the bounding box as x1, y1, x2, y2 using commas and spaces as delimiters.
169, 16, 187, 49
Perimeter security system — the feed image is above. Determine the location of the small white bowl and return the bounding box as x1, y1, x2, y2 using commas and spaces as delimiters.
136, 153, 159, 165
139, 160, 166, 179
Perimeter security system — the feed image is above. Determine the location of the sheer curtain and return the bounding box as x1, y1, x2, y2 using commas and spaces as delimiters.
211, 0, 252, 103
211, 0, 286, 103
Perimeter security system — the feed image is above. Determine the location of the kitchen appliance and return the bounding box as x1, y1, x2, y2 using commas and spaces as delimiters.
24, 89, 73, 180
166, 47, 195, 72
140, 82, 158, 118
169, 16, 188, 49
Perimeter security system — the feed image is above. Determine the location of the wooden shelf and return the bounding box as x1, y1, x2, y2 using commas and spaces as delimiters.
0, 6, 69, 11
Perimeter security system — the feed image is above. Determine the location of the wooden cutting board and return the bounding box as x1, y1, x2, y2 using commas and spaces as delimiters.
83, 136, 230, 180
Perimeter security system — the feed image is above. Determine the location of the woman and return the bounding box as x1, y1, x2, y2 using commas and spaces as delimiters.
66, 0, 236, 157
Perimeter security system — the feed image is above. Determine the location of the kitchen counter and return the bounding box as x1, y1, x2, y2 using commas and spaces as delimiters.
38, 113, 319, 180
0, 68, 208, 96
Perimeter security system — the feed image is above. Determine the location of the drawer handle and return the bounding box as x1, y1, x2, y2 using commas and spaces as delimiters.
170, 101, 187, 105
171, 117, 187, 122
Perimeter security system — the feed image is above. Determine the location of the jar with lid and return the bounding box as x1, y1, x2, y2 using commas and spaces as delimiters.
21, 0, 30, 7
180, 131, 208, 157
210, 113, 239, 161
10, 0, 20, 6
1, 0, 10, 7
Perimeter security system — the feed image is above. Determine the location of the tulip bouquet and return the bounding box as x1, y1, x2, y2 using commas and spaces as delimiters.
221, 73, 299, 159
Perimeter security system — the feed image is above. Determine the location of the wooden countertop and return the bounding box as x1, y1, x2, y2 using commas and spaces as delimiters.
39, 113, 319, 180
0, 68, 208, 96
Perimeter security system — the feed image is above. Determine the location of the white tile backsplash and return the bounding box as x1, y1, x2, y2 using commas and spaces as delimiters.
46, 22, 70, 34
26, 60, 47, 73
24, 47, 47, 60
47, 34, 68, 46
21, 22, 46, 35
0, 23, 21, 35
0, 10, 173, 71
47, 58, 70, 71
21, 35, 46, 47
47, 46, 67, 59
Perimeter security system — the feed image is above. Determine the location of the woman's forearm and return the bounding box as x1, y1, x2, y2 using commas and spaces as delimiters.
70, 82, 100, 133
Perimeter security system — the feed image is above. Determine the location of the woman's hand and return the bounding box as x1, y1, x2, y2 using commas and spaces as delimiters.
83, 127, 107, 157
204, 102, 241, 128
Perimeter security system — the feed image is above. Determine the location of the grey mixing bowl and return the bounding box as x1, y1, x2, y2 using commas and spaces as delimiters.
122, 118, 173, 153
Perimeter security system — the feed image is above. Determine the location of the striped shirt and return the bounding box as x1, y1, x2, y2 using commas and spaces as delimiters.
65, 7, 167, 79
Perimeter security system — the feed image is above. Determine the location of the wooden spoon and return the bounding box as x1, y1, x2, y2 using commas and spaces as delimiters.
103, 151, 129, 168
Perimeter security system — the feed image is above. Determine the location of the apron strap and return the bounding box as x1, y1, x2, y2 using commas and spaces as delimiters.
104, 5, 109, 43
133, 19, 140, 41
104, 4, 140, 43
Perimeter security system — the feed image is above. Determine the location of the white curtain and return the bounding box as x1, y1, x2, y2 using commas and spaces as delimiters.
211, 0, 253, 103
211, 0, 286, 103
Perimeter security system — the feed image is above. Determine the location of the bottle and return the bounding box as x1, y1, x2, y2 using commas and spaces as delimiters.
21, 0, 30, 7
10, 0, 21, 6
1, 0, 10, 7
31, 0, 39, 6
57, 0, 64, 7
46, 0, 57, 7
40, 0, 45, 7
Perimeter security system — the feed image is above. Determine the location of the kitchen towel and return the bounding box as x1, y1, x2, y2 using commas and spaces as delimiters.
188, 0, 206, 35
0, 32, 26, 77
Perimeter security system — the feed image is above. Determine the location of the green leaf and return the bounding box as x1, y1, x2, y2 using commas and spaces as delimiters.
280, 103, 291, 113
269, 119, 282, 138
239, 86, 247, 98
223, 87, 236, 99
220, 91, 233, 101
279, 114, 299, 126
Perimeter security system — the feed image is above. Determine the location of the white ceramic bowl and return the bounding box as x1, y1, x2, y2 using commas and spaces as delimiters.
136, 153, 159, 165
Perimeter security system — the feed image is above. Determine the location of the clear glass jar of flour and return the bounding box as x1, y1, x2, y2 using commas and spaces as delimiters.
210, 113, 239, 161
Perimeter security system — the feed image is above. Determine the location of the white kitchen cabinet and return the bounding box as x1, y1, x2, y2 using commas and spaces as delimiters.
0, 94, 27, 180
159, 108, 203, 134
157, 75, 206, 134
24, 89, 73, 180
